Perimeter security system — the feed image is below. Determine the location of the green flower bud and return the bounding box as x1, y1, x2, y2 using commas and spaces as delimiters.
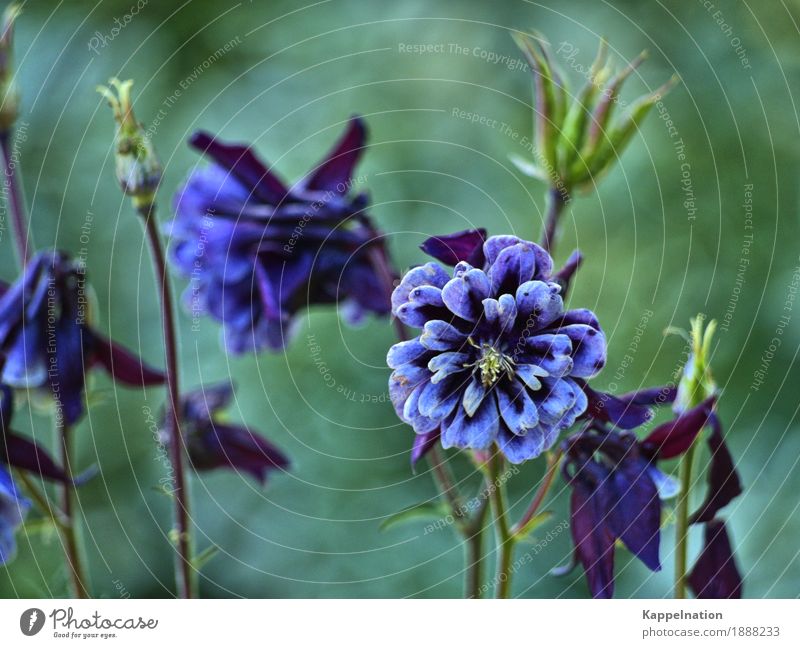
673, 315, 718, 414
0, 4, 21, 133
511, 32, 678, 195
97, 78, 161, 209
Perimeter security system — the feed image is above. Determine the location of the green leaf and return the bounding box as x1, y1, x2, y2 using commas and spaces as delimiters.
514, 511, 553, 542
191, 544, 220, 571
379, 501, 449, 532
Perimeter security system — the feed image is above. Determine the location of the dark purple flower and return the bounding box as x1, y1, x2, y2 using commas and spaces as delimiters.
167, 383, 289, 484
1, 384, 92, 484
169, 117, 389, 353
688, 519, 742, 598
566, 387, 743, 597
1, 383, 96, 564
388, 235, 607, 464
0, 250, 164, 425
562, 428, 668, 598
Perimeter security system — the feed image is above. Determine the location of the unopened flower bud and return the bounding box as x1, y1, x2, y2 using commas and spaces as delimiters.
511, 31, 678, 195
0, 4, 21, 133
97, 78, 161, 209
674, 315, 717, 414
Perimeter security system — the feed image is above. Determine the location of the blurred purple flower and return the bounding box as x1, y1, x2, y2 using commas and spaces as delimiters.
0, 465, 27, 565
167, 383, 289, 484
169, 117, 389, 353
388, 234, 606, 465
1, 382, 96, 564
0, 250, 164, 425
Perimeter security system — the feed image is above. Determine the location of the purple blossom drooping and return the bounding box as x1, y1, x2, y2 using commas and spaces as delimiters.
0, 250, 164, 424
388, 234, 607, 464
169, 117, 389, 353
166, 383, 289, 484
564, 385, 743, 598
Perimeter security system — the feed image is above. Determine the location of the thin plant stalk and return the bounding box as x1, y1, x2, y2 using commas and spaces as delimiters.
487, 452, 514, 599
138, 202, 195, 599
0, 130, 30, 265
674, 440, 698, 599
540, 187, 568, 254
56, 418, 89, 598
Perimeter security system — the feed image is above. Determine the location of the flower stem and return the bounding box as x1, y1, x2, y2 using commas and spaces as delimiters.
487, 452, 514, 598
138, 202, 195, 599
56, 419, 89, 598
674, 441, 698, 599
14, 470, 69, 531
463, 497, 489, 599
511, 450, 561, 537
0, 130, 31, 265
540, 187, 568, 255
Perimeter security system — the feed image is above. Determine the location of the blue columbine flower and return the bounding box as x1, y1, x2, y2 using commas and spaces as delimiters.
0, 250, 164, 424
388, 234, 607, 465
563, 386, 742, 598
165, 383, 289, 484
169, 117, 389, 353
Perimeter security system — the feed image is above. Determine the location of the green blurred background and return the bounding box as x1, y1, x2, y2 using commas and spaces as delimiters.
1, 0, 799, 598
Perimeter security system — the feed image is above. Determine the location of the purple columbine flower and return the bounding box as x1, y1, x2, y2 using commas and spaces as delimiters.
1, 383, 92, 564
563, 388, 742, 598
388, 234, 607, 465
169, 117, 389, 353
165, 383, 289, 484
0, 250, 164, 424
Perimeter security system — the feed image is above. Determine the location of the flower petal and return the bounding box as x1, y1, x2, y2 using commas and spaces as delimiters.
687, 520, 742, 599
570, 478, 616, 599
189, 131, 288, 204
642, 396, 716, 460
91, 333, 165, 386
387, 339, 428, 369
420, 320, 467, 351
420, 229, 486, 267
304, 117, 367, 192
496, 380, 539, 435
442, 393, 498, 450
689, 414, 743, 525
441, 269, 491, 321
515, 281, 563, 328
559, 324, 607, 378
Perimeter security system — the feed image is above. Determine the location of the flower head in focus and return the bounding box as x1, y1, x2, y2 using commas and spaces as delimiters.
0, 250, 164, 424
509, 31, 678, 195
97, 78, 162, 209
388, 233, 607, 465
169, 117, 389, 353
166, 383, 289, 484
